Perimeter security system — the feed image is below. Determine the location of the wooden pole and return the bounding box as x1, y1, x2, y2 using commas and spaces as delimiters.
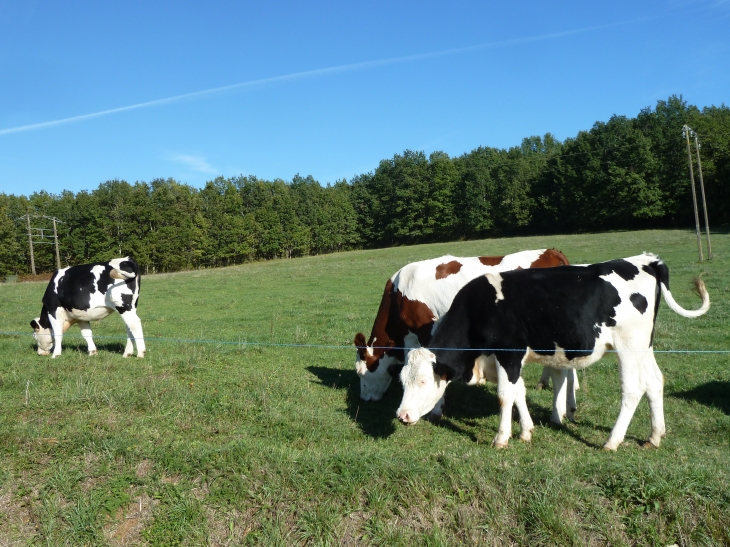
693, 133, 712, 260
52, 217, 61, 269
683, 125, 703, 262
25, 214, 36, 275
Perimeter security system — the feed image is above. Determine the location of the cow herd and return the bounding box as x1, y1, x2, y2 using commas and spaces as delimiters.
29, 249, 710, 451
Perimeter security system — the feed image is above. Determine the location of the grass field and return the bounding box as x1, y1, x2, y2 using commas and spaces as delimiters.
0, 229, 728, 546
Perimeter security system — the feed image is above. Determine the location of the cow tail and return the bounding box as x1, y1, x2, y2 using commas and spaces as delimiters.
110, 268, 136, 281
655, 259, 710, 318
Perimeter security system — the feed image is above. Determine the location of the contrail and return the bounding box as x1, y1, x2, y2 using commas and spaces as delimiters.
0, 17, 654, 137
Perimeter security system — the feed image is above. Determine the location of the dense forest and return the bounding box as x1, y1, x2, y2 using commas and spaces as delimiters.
1, 95, 728, 277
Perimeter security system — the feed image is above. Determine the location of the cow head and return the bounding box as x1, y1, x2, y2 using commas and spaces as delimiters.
30, 318, 52, 355
396, 348, 452, 424
354, 332, 402, 401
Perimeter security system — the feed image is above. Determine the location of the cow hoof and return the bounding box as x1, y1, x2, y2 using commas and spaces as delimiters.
519, 432, 532, 443
492, 436, 510, 449
123, 354, 132, 358
536, 382, 545, 391
602, 444, 618, 452
137, 353, 145, 359
642, 440, 660, 449
88, 350, 97, 356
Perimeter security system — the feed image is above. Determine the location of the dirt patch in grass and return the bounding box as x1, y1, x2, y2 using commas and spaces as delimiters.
135, 459, 153, 479
205, 507, 258, 546
104, 493, 157, 547
0, 483, 38, 546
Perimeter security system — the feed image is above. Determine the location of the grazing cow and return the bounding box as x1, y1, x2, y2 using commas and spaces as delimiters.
354, 249, 578, 424
396, 253, 710, 451
30, 257, 145, 358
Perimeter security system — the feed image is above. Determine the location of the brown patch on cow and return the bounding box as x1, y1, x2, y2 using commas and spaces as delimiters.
479, 255, 504, 266
435, 260, 463, 279
530, 248, 570, 268
355, 279, 397, 371
398, 293, 436, 347
354, 332, 368, 359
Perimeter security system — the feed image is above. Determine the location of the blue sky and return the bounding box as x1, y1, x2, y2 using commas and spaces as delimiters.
1, 0, 728, 196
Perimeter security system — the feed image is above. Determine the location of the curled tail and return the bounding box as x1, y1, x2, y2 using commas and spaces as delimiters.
110, 268, 136, 281
660, 277, 710, 318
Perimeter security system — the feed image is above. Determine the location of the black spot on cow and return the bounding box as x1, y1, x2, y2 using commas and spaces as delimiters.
613, 260, 640, 281
55, 267, 97, 313
97, 266, 114, 294
630, 293, 648, 314
116, 293, 134, 314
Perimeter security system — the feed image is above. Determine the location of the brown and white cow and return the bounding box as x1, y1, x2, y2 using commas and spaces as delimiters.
354, 249, 578, 423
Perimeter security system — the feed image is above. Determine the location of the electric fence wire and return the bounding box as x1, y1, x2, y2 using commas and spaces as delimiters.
3, 331, 729, 354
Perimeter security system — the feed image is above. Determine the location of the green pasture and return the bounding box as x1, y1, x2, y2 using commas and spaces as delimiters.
0, 229, 728, 546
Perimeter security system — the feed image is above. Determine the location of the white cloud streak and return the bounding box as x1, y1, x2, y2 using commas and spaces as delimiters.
168, 153, 218, 174
0, 17, 658, 137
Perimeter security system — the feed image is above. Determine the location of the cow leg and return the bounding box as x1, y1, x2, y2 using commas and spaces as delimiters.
536, 366, 551, 390
643, 353, 666, 448
513, 375, 534, 442
548, 368, 569, 425
120, 311, 145, 358
566, 369, 578, 423
603, 355, 644, 451
48, 315, 65, 358
493, 359, 520, 448
78, 321, 97, 355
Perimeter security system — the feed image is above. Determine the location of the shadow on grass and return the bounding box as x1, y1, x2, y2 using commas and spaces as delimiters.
59, 341, 127, 355
306, 366, 400, 439
671, 381, 730, 415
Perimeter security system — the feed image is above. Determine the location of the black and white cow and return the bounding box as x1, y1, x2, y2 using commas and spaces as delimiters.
30, 257, 145, 358
396, 253, 710, 450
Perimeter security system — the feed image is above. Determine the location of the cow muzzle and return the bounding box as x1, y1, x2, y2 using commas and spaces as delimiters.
396, 409, 419, 425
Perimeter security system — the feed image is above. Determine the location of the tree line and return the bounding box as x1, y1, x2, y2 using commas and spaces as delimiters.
1, 95, 728, 277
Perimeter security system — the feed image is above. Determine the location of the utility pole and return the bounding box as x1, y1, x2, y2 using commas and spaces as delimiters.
52, 217, 61, 269
692, 132, 712, 260
15, 214, 64, 275
25, 214, 37, 275
682, 125, 703, 262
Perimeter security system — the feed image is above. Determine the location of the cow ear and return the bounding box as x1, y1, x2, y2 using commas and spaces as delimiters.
354, 333, 367, 357
434, 361, 455, 382
387, 363, 404, 378
30, 319, 40, 330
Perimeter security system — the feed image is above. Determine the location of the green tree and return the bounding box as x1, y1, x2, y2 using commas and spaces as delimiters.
0, 196, 23, 276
